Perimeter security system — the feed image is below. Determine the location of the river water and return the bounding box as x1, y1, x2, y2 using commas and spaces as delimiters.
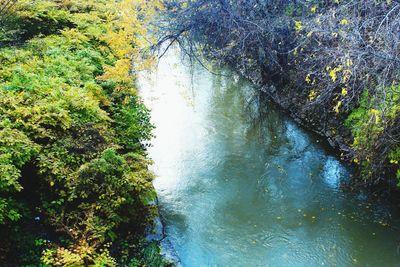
139, 49, 400, 267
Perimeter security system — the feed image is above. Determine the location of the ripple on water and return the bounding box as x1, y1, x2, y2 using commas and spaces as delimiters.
140, 48, 400, 267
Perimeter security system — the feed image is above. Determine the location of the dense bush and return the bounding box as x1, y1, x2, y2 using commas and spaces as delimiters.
159, 0, 400, 188
0, 0, 164, 265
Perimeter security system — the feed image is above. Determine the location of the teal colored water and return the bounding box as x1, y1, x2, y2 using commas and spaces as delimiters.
139, 50, 400, 267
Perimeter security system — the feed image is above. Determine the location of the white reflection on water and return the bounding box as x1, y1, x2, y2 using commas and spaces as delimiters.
139, 47, 400, 267
323, 157, 346, 189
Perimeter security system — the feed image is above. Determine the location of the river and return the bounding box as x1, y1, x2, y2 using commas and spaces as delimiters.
139, 49, 400, 267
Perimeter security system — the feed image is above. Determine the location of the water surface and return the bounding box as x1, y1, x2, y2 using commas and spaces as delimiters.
140, 50, 400, 267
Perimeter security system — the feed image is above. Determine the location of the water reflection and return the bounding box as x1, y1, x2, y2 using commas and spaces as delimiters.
139, 49, 400, 267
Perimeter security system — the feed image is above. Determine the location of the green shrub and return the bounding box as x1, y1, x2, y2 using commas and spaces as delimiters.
0, 0, 162, 265
346, 85, 400, 184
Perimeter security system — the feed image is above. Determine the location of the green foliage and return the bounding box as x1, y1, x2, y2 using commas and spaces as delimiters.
41, 240, 118, 267
0, 0, 73, 43
141, 242, 173, 267
0, 119, 40, 224
112, 96, 155, 151
284, 4, 294, 17
346, 85, 400, 183
389, 148, 400, 185
0, 0, 162, 265
345, 91, 377, 153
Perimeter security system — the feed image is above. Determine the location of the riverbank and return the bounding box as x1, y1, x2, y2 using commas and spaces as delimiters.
226, 49, 400, 194
0, 0, 168, 265
235, 62, 352, 152
160, 0, 400, 191
146, 198, 181, 266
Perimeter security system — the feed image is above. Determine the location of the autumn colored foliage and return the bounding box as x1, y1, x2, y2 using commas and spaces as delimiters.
0, 0, 165, 265
160, 0, 400, 188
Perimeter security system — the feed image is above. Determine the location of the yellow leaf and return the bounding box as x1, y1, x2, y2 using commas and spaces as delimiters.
329, 66, 343, 82
294, 21, 303, 32
370, 109, 380, 124
340, 19, 349, 25
342, 69, 352, 83
329, 70, 337, 82
305, 74, 312, 83
308, 90, 318, 101
334, 101, 342, 113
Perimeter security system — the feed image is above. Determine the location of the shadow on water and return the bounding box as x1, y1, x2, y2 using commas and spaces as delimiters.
139, 48, 400, 267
